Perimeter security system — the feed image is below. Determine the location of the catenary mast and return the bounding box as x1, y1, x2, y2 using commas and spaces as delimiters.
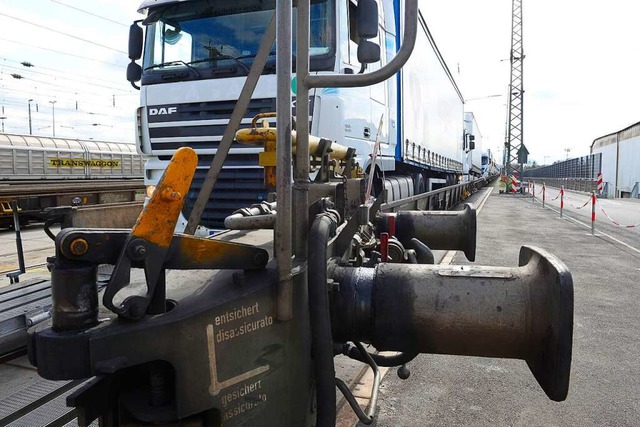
505, 0, 524, 179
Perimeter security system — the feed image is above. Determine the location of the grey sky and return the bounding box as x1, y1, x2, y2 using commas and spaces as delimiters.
422, 0, 640, 164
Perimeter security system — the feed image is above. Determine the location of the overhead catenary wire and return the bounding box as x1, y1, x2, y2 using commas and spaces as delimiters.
0, 88, 135, 116
3, 103, 133, 126
0, 38, 126, 69
0, 62, 133, 93
1, 73, 126, 100
0, 12, 127, 55
50, 0, 129, 27
0, 57, 130, 86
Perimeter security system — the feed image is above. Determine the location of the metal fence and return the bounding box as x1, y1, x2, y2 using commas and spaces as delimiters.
522, 154, 601, 193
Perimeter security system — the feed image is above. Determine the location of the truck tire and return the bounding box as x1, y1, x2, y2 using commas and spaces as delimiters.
413, 173, 425, 195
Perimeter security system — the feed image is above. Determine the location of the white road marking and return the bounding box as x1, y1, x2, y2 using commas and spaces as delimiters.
541, 204, 640, 255
441, 187, 494, 265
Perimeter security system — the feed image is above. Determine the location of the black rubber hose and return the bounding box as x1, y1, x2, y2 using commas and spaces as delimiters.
343, 343, 419, 367
43, 218, 59, 241
308, 214, 338, 427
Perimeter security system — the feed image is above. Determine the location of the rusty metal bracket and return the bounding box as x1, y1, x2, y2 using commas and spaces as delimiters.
103, 147, 197, 320
57, 229, 268, 271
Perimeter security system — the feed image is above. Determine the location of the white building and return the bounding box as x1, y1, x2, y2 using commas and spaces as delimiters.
591, 121, 640, 198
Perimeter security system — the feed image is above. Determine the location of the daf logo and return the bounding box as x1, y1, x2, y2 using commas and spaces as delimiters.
149, 107, 178, 115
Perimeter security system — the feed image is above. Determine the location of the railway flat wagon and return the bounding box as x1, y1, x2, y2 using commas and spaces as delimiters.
0, 133, 144, 180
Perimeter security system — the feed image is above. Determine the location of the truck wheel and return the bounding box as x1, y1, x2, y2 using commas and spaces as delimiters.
413, 173, 425, 195
368, 167, 384, 198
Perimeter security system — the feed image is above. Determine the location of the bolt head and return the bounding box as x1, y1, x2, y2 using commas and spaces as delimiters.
69, 238, 89, 256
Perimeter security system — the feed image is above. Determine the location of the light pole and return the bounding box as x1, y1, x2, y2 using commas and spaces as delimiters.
49, 100, 57, 137
28, 99, 33, 135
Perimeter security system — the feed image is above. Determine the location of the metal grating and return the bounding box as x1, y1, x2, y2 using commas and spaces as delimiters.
0, 375, 85, 427
523, 154, 602, 180
0, 279, 52, 356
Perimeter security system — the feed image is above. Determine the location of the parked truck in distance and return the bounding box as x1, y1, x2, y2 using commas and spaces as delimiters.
482, 148, 501, 177
463, 112, 483, 180
127, 0, 480, 232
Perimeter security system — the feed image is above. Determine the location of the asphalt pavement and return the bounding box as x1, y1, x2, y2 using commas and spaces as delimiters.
372, 181, 640, 427
0, 223, 56, 288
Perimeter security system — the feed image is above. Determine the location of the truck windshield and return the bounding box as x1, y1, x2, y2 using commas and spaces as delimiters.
142, 0, 334, 81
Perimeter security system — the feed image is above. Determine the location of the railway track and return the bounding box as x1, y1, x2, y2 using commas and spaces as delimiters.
0, 263, 48, 277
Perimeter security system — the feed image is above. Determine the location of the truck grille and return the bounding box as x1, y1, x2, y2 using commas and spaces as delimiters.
149, 98, 276, 229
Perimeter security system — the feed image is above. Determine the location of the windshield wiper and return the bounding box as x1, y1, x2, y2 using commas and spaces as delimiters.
144, 60, 201, 77
187, 56, 251, 73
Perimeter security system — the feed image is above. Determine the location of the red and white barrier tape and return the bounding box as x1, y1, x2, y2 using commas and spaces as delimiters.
531, 186, 561, 202
600, 207, 640, 228
569, 196, 592, 210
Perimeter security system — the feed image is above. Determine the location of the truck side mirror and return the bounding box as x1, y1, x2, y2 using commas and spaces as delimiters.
127, 63, 142, 89
129, 22, 143, 60
469, 135, 476, 150
357, 40, 381, 64
357, 0, 379, 39
128, 21, 144, 90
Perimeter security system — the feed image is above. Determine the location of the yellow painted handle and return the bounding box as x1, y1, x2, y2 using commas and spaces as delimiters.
132, 147, 198, 247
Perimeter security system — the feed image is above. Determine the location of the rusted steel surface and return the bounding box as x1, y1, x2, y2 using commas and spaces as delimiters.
132, 147, 197, 248
377, 203, 477, 261
331, 245, 573, 402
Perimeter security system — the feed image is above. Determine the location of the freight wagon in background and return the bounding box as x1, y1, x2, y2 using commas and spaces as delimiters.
0, 133, 145, 227
0, 133, 144, 180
